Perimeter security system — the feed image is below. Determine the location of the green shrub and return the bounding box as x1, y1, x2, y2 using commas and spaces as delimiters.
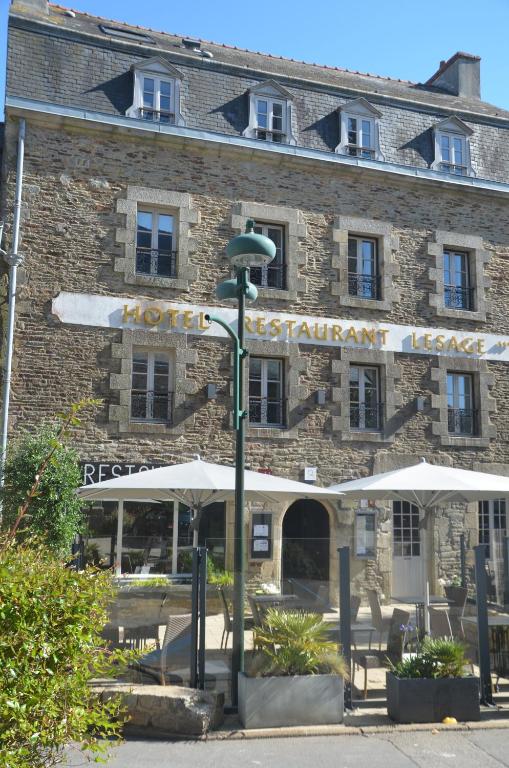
0, 540, 130, 768
390, 637, 468, 679
0, 424, 83, 556
250, 608, 348, 678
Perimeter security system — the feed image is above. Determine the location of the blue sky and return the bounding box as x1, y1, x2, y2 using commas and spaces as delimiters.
1, 0, 509, 115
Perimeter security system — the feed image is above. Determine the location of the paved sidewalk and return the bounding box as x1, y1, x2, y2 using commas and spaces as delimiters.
66, 728, 509, 767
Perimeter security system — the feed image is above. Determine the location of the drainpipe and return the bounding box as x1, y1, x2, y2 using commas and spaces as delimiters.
0, 118, 26, 493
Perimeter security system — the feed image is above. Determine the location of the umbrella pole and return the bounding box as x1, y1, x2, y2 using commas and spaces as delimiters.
115, 499, 124, 577
421, 507, 430, 635
171, 500, 178, 575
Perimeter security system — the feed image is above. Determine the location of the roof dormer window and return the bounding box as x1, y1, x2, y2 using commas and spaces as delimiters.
432, 116, 474, 177
126, 57, 185, 126
244, 80, 296, 145
336, 98, 384, 161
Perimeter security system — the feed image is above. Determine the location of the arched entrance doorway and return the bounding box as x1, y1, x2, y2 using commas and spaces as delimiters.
282, 500, 330, 596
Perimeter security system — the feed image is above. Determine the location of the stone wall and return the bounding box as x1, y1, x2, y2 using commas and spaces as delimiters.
2, 115, 509, 597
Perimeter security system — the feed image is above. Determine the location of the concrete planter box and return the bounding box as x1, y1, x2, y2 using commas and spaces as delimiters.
386, 672, 480, 723
238, 672, 344, 729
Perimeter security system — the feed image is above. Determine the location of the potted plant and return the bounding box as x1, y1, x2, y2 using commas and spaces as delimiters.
439, 575, 467, 607
238, 608, 347, 729
387, 637, 480, 723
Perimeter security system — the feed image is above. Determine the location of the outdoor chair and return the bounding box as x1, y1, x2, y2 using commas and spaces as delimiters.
123, 623, 161, 650
446, 586, 468, 637
134, 612, 231, 692
247, 594, 262, 626
135, 613, 193, 685
429, 607, 453, 639
352, 607, 410, 700
366, 589, 393, 650
350, 594, 361, 622
219, 586, 255, 651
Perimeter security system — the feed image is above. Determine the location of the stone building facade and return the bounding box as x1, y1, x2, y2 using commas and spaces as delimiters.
2, 0, 509, 600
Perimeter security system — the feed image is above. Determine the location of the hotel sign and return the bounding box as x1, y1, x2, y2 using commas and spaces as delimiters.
52, 292, 509, 361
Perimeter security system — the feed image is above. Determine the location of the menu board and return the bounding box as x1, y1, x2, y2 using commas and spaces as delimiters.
250, 513, 272, 560
355, 510, 376, 558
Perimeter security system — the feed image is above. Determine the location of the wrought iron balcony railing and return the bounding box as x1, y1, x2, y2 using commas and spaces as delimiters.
139, 108, 175, 124
348, 273, 381, 300
250, 262, 287, 291
255, 128, 286, 143
135, 248, 177, 278
440, 162, 467, 176
447, 407, 478, 436
350, 402, 384, 431
249, 397, 287, 428
345, 144, 375, 159
444, 284, 474, 311
131, 391, 174, 424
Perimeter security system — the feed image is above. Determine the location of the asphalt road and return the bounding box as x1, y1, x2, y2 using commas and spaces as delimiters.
66, 729, 509, 767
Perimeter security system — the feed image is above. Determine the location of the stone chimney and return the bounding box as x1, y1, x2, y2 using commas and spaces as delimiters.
426, 52, 481, 100
10, 0, 48, 15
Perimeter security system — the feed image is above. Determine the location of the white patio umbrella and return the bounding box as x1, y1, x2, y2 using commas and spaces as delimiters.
329, 458, 509, 631
77, 458, 342, 574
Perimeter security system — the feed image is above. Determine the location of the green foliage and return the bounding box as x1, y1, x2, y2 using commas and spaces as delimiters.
0, 424, 83, 555
0, 539, 131, 768
208, 569, 234, 586
206, 555, 233, 586
390, 637, 469, 679
121, 577, 170, 588
251, 608, 348, 678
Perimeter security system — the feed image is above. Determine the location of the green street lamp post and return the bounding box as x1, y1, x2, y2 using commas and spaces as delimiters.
205, 220, 275, 707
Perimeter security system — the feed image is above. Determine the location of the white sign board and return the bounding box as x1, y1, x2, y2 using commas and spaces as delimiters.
52, 292, 509, 362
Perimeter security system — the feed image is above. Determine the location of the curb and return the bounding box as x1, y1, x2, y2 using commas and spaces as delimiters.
123, 715, 509, 742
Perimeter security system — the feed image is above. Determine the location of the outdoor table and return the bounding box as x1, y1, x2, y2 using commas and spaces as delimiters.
324, 621, 376, 651
251, 594, 298, 603
392, 595, 452, 636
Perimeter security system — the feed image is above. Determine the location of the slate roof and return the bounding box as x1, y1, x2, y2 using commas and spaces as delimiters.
10, 2, 509, 122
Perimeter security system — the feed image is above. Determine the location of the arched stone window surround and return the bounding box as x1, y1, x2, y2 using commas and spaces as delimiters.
331, 215, 400, 311
115, 185, 200, 291
231, 201, 307, 301
331, 347, 402, 443
108, 329, 197, 435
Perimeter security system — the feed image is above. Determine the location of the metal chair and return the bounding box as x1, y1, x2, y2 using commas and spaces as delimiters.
429, 607, 453, 639
219, 587, 255, 650
352, 607, 410, 699
135, 613, 193, 685
366, 589, 392, 650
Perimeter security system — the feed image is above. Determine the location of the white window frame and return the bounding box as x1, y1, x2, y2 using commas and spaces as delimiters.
140, 75, 175, 123
348, 236, 379, 299
136, 208, 176, 278
243, 80, 296, 146
131, 349, 173, 423
479, 499, 507, 561
126, 58, 185, 126
437, 131, 467, 175
447, 371, 475, 436
336, 98, 384, 161
393, 501, 421, 558
254, 97, 286, 143
345, 114, 375, 158
431, 116, 474, 177
349, 365, 382, 431
443, 249, 472, 310
249, 357, 285, 427
250, 222, 285, 289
